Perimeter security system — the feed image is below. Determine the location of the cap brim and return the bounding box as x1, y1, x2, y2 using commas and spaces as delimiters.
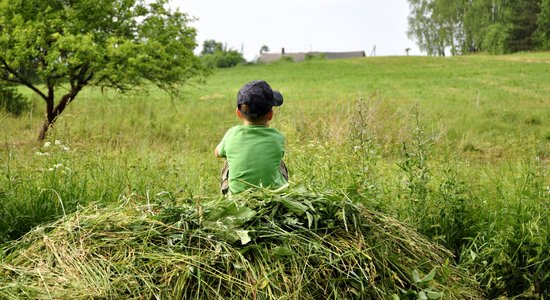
273, 90, 283, 106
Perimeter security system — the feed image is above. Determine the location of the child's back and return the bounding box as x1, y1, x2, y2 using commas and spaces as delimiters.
217, 125, 286, 193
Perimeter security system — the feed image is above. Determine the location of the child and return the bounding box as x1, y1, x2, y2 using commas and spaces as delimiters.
215, 80, 288, 195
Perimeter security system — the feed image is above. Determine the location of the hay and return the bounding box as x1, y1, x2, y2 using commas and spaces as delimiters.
0, 189, 482, 299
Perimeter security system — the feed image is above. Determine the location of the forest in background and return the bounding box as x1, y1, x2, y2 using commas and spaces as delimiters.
407, 0, 550, 55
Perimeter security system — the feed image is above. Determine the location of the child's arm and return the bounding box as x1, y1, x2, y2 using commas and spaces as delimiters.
214, 143, 224, 158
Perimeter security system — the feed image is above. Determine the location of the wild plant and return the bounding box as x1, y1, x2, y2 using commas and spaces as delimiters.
0, 139, 76, 243
427, 163, 478, 257
396, 109, 433, 227
348, 97, 382, 200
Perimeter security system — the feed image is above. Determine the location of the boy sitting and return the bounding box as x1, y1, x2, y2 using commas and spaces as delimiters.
215, 80, 288, 195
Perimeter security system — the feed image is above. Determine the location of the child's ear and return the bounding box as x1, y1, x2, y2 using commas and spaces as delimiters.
236, 108, 244, 119
267, 109, 274, 120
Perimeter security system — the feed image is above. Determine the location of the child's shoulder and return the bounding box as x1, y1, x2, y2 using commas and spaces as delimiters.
225, 125, 245, 134
227, 125, 283, 134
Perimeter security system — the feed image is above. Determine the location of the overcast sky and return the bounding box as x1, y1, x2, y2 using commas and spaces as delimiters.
169, 0, 420, 61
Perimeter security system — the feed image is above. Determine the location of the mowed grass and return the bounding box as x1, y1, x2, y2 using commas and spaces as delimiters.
1, 53, 549, 297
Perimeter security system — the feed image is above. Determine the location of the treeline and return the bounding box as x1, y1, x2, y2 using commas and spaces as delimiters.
199, 39, 246, 68
407, 0, 550, 55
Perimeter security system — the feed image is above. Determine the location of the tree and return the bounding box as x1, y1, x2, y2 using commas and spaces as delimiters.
508, 0, 543, 52
432, 0, 468, 55
199, 40, 245, 68
462, 0, 516, 53
0, 0, 207, 140
407, 0, 548, 54
534, 0, 550, 48
201, 39, 224, 56
259, 45, 270, 54
407, 0, 450, 56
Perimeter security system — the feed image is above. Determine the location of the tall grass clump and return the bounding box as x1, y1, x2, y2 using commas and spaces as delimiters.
393, 112, 479, 257
0, 189, 482, 299
390, 112, 550, 298
0, 135, 202, 243
285, 96, 386, 209
458, 155, 550, 298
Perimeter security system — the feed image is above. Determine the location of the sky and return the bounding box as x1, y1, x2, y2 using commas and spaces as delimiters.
169, 0, 420, 61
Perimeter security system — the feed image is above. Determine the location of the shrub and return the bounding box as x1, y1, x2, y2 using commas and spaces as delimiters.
201, 50, 245, 68
305, 53, 326, 61
0, 83, 29, 116
278, 55, 295, 63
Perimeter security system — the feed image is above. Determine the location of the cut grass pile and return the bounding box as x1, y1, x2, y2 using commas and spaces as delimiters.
1, 189, 481, 299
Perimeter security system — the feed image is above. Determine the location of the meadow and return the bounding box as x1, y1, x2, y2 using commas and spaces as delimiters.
0, 53, 549, 298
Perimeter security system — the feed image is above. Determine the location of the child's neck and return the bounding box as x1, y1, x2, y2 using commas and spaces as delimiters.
243, 120, 269, 126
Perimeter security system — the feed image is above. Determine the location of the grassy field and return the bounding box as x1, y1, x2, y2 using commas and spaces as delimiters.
1, 53, 549, 298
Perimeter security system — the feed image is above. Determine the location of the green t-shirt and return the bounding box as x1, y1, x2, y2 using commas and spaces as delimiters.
218, 125, 287, 194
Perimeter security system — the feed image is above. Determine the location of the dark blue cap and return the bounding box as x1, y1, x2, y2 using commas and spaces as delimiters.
237, 80, 283, 118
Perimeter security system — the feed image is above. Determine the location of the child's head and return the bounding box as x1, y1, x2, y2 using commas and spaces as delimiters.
236, 80, 283, 123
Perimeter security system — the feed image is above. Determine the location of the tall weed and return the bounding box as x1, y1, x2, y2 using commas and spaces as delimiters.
396, 109, 432, 223
347, 96, 384, 208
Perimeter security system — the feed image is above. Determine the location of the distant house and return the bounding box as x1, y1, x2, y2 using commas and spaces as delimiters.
259, 49, 366, 63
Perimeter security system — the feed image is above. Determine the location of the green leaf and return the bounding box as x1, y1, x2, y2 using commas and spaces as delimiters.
271, 246, 295, 258
412, 270, 422, 283
283, 217, 301, 226
425, 290, 444, 299
258, 278, 269, 289
234, 230, 251, 245
421, 267, 437, 283
306, 212, 314, 228
469, 249, 477, 260
281, 198, 308, 216
232, 206, 256, 223
206, 203, 256, 226
417, 291, 428, 300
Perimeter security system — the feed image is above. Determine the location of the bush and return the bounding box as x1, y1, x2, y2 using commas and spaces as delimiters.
482, 23, 511, 54
0, 83, 29, 116
278, 56, 295, 63
305, 53, 326, 61
201, 50, 245, 68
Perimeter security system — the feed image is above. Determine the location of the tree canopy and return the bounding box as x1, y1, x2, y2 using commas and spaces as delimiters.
407, 0, 550, 55
199, 39, 245, 68
259, 45, 270, 54
200, 39, 224, 56
0, 0, 207, 139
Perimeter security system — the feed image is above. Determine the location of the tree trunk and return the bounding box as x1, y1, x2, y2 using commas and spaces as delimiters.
38, 111, 56, 141
37, 86, 82, 141
38, 89, 55, 141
